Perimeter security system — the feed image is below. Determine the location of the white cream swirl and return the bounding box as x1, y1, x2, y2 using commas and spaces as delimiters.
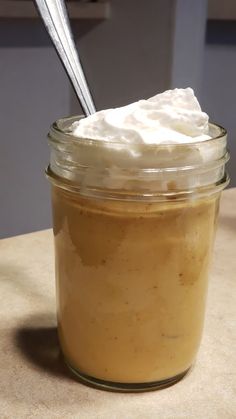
70, 88, 211, 145
58, 88, 226, 192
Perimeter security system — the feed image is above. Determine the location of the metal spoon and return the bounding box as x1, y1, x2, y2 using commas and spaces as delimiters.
34, 0, 96, 116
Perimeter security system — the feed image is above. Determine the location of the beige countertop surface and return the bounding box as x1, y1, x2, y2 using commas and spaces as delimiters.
0, 188, 236, 419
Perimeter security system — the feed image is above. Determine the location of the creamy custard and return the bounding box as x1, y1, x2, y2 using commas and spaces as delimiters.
52, 185, 219, 383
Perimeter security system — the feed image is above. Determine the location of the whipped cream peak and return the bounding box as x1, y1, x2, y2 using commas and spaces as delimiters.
70, 88, 211, 145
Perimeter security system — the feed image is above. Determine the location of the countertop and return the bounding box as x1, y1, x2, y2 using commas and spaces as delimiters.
0, 188, 236, 419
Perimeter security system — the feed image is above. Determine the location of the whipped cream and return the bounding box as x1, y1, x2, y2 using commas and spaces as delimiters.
50, 88, 226, 193
70, 88, 211, 145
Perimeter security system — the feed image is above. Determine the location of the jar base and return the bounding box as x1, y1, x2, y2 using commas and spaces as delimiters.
66, 360, 191, 393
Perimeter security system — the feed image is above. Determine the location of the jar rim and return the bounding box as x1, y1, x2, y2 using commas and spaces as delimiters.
49, 115, 227, 149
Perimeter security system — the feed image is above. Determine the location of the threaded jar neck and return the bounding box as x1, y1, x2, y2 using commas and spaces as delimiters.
47, 116, 229, 201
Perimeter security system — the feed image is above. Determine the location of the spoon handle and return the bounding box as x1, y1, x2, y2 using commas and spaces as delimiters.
34, 0, 96, 116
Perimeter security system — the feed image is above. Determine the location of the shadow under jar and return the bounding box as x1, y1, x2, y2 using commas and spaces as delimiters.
46, 117, 229, 392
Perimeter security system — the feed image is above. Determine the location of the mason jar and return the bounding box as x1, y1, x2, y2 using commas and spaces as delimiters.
46, 116, 229, 392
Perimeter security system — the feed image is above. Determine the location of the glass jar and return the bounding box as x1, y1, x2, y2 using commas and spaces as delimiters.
46, 116, 229, 392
